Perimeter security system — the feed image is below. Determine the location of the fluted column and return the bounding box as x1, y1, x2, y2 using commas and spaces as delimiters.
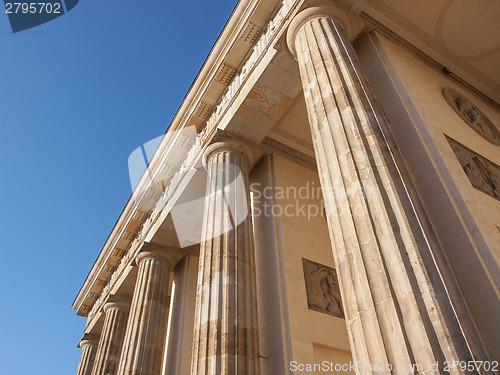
287, 5, 489, 374
117, 244, 181, 375
191, 140, 259, 375
91, 296, 130, 375
76, 334, 98, 375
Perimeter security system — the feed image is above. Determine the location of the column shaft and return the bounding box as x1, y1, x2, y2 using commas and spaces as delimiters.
117, 249, 174, 375
76, 338, 98, 375
290, 11, 488, 374
91, 300, 129, 375
191, 142, 259, 375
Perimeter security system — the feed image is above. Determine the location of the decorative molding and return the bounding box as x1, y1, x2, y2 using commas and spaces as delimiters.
103, 294, 130, 313
204, 2, 291, 139
122, 230, 135, 241
136, 242, 184, 268
78, 333, 98, 348
194, 102, 213, 120
215, 63, 237, 85
239, 22, 262, 44
113, 248, 125, 257
132, 209, 150, 221
286, 2, 364, 57
203, 139, 255, 167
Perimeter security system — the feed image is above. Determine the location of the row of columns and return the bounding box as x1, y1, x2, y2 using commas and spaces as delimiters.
76, 246, 182, 375
76, 3, 490, 375
76, 142, 260, 375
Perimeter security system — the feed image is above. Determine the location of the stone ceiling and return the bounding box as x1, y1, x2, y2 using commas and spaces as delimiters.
363, 0, 500, 103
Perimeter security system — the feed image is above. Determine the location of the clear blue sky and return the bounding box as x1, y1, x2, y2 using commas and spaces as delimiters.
0, 1, 236, 373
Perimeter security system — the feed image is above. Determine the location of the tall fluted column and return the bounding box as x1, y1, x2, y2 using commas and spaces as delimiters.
287, 5, 489, 374
117, 244, 181, 375
91, 296, 130, 375
76, 334, 98, 375
191, 140, 259, 375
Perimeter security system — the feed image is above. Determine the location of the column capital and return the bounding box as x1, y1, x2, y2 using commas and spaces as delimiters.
286, 2, 364, 57
203, 140, 254, 167
103, 295, 130, 314
135, 242, 183, 268
78, 333, 98, 348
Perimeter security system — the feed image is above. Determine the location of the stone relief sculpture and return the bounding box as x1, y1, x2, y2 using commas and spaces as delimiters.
302, 258, 344, 318
447, 136, 500, 201
443, 87, 500, 145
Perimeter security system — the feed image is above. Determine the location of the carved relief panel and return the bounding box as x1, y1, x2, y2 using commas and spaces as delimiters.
302, 258, 344, 318
442, 87, 500, 145
447, 136, 500, 201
